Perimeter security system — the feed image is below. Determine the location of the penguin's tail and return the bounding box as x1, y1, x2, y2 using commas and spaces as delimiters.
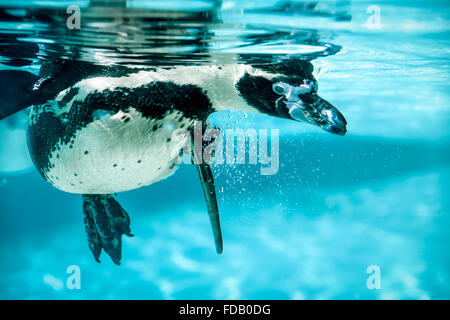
0, 70, 39, 120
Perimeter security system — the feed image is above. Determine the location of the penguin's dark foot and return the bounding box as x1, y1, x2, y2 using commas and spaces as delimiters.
82, 194, 134, 265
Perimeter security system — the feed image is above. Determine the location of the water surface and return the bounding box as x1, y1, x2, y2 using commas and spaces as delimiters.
0, 0, 449, 299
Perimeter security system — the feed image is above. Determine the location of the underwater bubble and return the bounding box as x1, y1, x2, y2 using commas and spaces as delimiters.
0, 178, 8, 187
60, 116, 69, 124
163, 121, 175, 131
93, 109, 115, 121
0, 112, 33, 175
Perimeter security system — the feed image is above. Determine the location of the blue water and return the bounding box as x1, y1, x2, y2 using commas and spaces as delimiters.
0, 0, 449, 299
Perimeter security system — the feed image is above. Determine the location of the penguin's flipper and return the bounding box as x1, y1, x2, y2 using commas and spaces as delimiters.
195, 161, 223, 254
0, 70, 40, 120
82, 194, 134, 265
191, 133, 223, 254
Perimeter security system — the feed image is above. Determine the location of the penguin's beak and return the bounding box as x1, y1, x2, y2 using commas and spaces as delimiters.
285, 94, 347, 136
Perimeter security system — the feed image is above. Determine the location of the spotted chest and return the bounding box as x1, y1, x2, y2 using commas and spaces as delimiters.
26, 75, 213, 194
30, 107, 194, 194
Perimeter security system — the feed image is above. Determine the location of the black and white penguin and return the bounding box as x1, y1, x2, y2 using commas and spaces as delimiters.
0, 58, 347, 265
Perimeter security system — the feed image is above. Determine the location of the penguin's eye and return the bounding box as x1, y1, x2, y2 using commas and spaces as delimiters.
272, 83, 286, 95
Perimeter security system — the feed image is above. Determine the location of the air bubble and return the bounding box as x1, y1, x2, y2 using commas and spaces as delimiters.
93, 110, 114, 121
0, 178, 7, 187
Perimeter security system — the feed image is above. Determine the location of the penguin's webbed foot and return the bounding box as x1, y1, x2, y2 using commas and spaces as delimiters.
82, 194, 133, 265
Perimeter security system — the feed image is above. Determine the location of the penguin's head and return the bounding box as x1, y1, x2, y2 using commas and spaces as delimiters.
236, 59, 347, 136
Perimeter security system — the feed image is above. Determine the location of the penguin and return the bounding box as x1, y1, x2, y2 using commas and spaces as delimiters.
0, 58, 347, 265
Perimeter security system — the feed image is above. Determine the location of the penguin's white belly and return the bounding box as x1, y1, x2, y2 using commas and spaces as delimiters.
45, 108, 192, 194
